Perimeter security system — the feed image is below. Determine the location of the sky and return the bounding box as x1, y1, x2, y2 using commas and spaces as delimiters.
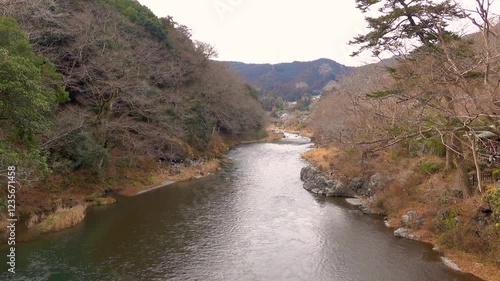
137, 0, 499, 66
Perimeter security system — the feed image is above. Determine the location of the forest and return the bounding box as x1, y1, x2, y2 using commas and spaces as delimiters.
229, 58, 350, 107
0, 0, 265, 218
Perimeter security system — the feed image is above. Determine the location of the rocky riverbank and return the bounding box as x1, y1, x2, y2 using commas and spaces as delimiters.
300, 158, 499, 281
300, 165, 387, 198
300, 165, 387, 215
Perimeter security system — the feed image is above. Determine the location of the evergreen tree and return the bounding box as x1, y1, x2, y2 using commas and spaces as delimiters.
350, 0, 466, 56
0, 17, 68, 181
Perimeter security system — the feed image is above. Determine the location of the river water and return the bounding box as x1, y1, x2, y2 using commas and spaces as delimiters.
1, 134, 482, 281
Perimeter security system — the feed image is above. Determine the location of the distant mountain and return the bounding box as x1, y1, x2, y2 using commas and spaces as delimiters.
227, 58, 352, 102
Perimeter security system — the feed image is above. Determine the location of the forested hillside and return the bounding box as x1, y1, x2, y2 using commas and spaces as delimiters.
0, 0, 265, 214
307, 0, 500, 276
229, 59, 351, 108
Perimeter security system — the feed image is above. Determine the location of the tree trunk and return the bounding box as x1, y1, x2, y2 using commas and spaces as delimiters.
468, 133, 483, 193
453, 146, 472, 198
445, 133, 454, 170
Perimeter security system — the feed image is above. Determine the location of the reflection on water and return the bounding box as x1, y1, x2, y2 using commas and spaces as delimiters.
1, 134, 482, 281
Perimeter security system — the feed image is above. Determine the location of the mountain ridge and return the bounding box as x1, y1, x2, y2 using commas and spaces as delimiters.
226, 58, 352, 104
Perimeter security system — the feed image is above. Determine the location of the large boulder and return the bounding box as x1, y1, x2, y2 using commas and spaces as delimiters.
394, 227, 409, 238
401, 210, 424, 229
300, 166, 358, 197
359, 173, 387, 197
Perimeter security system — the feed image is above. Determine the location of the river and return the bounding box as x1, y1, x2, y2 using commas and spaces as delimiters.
1, 133, 482, 281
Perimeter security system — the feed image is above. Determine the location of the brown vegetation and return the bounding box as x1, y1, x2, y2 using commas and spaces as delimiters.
35, 205, 86, 233
304, 145, 500, 280
306, 1, 500, 279
0, 0, 267, 238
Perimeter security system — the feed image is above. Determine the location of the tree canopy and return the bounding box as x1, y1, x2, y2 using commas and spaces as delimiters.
317, 0, 500, 195
0, 17, 68, 182
350, 0, 466, 56
0, 17, 68, 144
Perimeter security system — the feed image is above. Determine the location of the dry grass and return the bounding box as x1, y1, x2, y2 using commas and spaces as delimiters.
93, 197, 116, 206
303, 144, 499, 280
301, 147, 340, 173
371, 155, 499, 280
166, 159, 221, 181
263, 131, 285, 142
35, 205, 87, 233
303, 145, 424, 180
445, 250, 500, 281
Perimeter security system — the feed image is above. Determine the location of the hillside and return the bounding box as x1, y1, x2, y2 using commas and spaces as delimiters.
306, 11, 500, 280
228, 59, 351, 104
0, 0, 266, 224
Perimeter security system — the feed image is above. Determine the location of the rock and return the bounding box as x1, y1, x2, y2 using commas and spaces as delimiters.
300, 166, 358, 197
184, 158, 193, 167
345, 198, 362, 206
359, 173, 387, 197
346, 177, 365, 194
401, 210, 424, 229
300, 166, 391, 205
479, 204, 492, 215
441, 257, 461, 272
394, 227, 409, 238
384, 218, 392, 228
345, 197, 377, 214
360, 197, 376, 214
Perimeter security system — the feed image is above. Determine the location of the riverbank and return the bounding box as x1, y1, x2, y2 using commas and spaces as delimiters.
118, 158, 222, 197
118, 130, 285, 197
301, 146, 500, 281
0, 129, 286, 244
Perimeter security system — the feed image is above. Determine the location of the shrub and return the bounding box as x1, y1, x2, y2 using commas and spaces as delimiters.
424, 138, 446, 157
483, 188, 500, 223
256, 128, 267, 139
48, 130, 109, 174
492, 169, 500, 181
101, 0, 171, 47
435, 206, 461, 232
416, 161, 444, 175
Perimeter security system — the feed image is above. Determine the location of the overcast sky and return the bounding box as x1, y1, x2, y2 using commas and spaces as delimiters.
137, 0, 499, 66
